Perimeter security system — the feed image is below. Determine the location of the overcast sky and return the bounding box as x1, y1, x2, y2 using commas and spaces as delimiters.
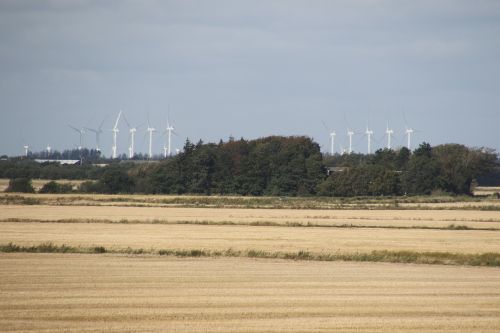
0, 0, 499, 156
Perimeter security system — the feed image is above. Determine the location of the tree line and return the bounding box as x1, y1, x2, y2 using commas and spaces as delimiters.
2, 136, 498, 196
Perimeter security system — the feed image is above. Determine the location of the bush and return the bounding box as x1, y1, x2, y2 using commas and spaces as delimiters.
39, 181, 73, 194
5, 178, 35, 193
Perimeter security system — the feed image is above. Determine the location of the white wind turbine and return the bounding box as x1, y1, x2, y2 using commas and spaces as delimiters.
111, 110, 122, 159
365, 127, 374, 154
69, 125, 85, 150
164, 117, 175, 158
347, 128, 354, 154
85, 117, 106, 152
146, 116, 156, 159
405, 127, 414, 150
329, 131, 336, 155
385, 122, 394, 150
402, 113, 421, 151
321, 121, 336, 155
23, 144, 29, 157
122, 115, 144, 159
46, 144, 51, 158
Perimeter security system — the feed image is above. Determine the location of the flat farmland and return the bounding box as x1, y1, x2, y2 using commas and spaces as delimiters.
1, 194, 499, 332
2, 204, 500, 229
1, 221, 499, 254
1, 253, 499, 333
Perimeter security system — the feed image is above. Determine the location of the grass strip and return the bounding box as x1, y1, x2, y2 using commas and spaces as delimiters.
1, 242, 499, 267
2, 193, 500, 211
1, 218, 497, 231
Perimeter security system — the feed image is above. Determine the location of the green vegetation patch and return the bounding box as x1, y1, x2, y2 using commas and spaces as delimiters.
2, 243, 499, 267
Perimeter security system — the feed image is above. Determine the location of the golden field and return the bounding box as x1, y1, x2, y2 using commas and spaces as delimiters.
2, 204, 500, 229
1, 220, 500, 254
1, 193, 500, 332
1, 253, 499, 333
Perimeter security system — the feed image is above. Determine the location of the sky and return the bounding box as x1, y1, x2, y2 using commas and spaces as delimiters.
0, 0, 499, 157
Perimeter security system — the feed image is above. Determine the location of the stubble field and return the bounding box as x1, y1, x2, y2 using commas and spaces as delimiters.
0, 192, 499, 332
1, 254, 500, 333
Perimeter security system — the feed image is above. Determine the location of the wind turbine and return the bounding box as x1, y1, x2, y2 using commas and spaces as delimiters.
405, 127, 414, 150
347, 128, 354, 154
111, 110, 122, 159
365, 127, 374, 154
321, 121, 336, 155
23, 145, 29, 157
402, 113, 421, 151
122, 114, 143, 159
46, 144, 51, 158
385, 122, 394, 150
85, 117, 106, 152
69, 125, 85, 150
146, 116, 156, 159
164, 116, 175, 158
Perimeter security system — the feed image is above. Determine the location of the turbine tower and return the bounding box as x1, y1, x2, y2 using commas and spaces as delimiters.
128, 127, 137, 159
111, 110, 122, 159
405, 127, 414, 150
23, 145, 29, 157
122, 114, 142, 159
347, 129, 354, 154
85, 117, 106, 152
329, 131, 336, 155
321, 121, 336, 155
69, 125, 85, 150
165, 117, 174, 157
146, 117, 156, 159
46, 144, 51, 158
365, 127, 373, 154
385, 123, 394, 150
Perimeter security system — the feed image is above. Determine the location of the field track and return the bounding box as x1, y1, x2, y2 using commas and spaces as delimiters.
1, 253, 499, 333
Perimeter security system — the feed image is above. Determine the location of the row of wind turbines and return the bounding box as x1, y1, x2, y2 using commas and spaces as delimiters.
324, 122, 418, 155
27, 111, 178, 159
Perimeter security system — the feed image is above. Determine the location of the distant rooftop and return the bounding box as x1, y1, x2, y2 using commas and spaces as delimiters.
34, 159, 80, 165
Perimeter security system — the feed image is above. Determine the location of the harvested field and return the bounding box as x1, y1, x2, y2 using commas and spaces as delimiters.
1, 221, 499, 254
1, 204, 500, 229
0, 205, 500, 229
1, 193, 499, 331
1, 253, 499, 333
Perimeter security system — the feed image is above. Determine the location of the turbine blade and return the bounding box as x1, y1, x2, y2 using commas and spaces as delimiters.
113, 110, 122, 129
98, 115, 108, 131
122, 112, 131, 129
69, 125, 80, 133
85, 127, 98, 134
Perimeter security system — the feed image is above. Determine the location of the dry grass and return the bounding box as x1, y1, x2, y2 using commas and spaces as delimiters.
1, 221, 499, 254
2, 192, 500, 210
1, 253, 499, 333
474, 186, 500, 196
2, 204, 500, 229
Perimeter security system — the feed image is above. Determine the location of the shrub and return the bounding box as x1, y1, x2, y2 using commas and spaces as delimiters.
5, 178, 35, 193
39, 181, 73, 194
